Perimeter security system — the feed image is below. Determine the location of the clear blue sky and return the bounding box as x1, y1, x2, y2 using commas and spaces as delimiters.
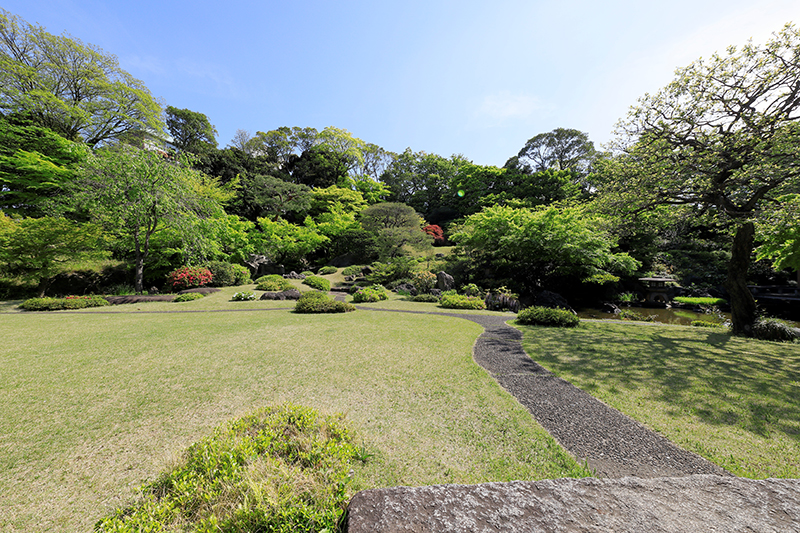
2, 0, 797, 166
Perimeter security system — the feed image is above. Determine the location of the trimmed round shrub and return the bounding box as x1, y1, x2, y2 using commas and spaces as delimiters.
439, 293, 486, 310
207, 261, 251, 287
341, 265, 364, 276
517, 306, 579, 328
231, 291, 256, 301
352, 284, 389, 303
174, 292, 205, 302
294, 291, 355, 313
19, 295, 110, 311
301, 270, 315, 277
411, 293, 440, 303
167, 266, 212, 291
255, 275, 294, 292
303, 275, 331, 292
410, 271, 437, 293
318, 266, 338, 275
752, 318, 800, 342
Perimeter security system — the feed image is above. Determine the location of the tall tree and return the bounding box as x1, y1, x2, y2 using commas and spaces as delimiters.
165, 106, 218, 154
0, 9, 164, 146
69, 146, 231, 293
598, 24, 800, 335
510, 128, 598, 175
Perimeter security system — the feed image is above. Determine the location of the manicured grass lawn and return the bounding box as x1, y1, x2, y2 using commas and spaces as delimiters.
0, 290, 587, 532
516, 321, 800, 479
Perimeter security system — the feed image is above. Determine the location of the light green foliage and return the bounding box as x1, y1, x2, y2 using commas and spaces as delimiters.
318, 265, 337, 275
0, 213, 104, 296
341, 265, 364, 276
451, 205, 639, 294
255, 275, 293, 292
410, 293, 440, 303
0, 9, 164, 146
294, 291, 354, 313
673, 296, 728, 306
308, 185, 367, 217
756, 194, 800, 273
517, 306, 579, 328
692, 320, 724, 328
173, 292, 205, 302
439, 293, 486, 310
69, 146, 230, 293
352, 284, 388, 303
302, 275, 330, 292
94, 404, 359, 532
19, 295, 109, 311
255, 217, 328, 266
410, 270, 437, 293
348, 174, 391, 204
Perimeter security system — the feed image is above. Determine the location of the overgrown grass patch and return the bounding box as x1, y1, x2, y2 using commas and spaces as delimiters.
515, 321, 800, 478
0, 302, 586, 532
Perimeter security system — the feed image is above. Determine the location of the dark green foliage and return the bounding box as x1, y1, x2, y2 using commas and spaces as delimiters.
206, 261, 251, 287
410, 293, 440, 303
165, 105, 217, 154
19, 295, 109, 311
752, 319, 800, 343
351, 284, 388, 303
341, 265, 364, 276
173, 292, 204, 302
255, 275, 294, 292
302, 275, 330, 291
439, 293, 486, 310
365, 258, 418, 286
294, 291, 354, 313
516, 306, 579, 327
94, 404, 360, 532
318, 265, 337, 275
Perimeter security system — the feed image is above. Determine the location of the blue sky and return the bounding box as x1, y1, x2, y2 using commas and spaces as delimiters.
3, 0, 797, 166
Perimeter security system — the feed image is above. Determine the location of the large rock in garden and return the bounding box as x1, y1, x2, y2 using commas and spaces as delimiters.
534, 290, 574, 313
260, 289, 301, 300
345, 476, 800, 533
284, 271, 306, 280
436, 271, 455, 291
394, 283, 417, 296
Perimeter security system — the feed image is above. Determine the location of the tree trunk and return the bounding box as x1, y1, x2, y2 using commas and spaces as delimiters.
726, 221, 757, 336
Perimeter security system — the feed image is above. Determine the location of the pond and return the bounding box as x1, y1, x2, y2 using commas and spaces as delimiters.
577, 305, 729, 326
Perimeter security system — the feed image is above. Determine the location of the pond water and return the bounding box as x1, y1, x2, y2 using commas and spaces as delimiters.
576, 306, 729, 326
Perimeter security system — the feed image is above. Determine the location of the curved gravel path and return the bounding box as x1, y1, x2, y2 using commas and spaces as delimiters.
358, 307, 731, 479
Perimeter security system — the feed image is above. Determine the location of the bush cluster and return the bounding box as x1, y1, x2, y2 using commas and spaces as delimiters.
517, 306, 580, 328
411, 293, 440, 303
318, 265, 338, 275
352, 284, 388, 303
752, 318, 800, 342
341, 265, 364, 276
691, 320, 724, 328
439, 292, 486, 310
94, 404, 361, 532
302, 275, 331, 292
255, 275, 294, 292
206, 261, 251, 287
231, 291, 256, 301
173, 292, 205, 302
19, 295, 109, 311
409, 271, 437, 293
294, 291, 355, 313
167, 266, 212, 291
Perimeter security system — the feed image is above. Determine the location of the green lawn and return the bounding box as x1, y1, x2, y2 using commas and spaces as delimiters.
516, 320, 800, 479
0, 289, 586, 532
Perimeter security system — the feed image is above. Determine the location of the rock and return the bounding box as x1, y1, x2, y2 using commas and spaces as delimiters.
602, 302, 621, 314
394, 283, 417, 296
259, 289, 301, 300
284, 271, 306, 280
534, 290, 574, 313
345, 476, 800, 533
436, 271, 455, 291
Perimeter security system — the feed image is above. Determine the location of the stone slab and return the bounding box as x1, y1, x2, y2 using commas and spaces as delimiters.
346, 475, 800, 532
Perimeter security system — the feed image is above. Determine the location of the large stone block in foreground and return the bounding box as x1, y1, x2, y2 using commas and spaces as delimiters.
345, 475, 800, 532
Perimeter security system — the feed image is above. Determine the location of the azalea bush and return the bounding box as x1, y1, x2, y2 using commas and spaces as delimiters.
294, 291, 354, 313
19, 295, 109, 311
302, 275, 331, 292
318, 266, 338, 275
255, 275, 294, 292
352, 284, 388, 303
517, 306, 579, 328
409, 271, 437, 293
166, 266, 212, 292
173, 292, 205, 303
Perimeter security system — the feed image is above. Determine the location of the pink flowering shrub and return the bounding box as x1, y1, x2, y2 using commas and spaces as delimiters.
167, 266, 213, 291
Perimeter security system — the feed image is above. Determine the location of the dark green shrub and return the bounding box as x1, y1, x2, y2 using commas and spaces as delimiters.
302, 275, 331, 292
461, 283, 484, 297
207, 261, 251, 287
94, 404, 361, 532
352, 284, 388, 303
342, 265, 364, 276
19, 295, 110, 311
517, 306, 580, 327
691, 320, 724, 328
411, 293, 440, 303
752, 319, 800, 342
619, 309, 656, 322
294, 291, 355, 313
439, 293, 486, 310
318, 265, 338, 275
173, 292, 204, 302
255, 275, 294, 292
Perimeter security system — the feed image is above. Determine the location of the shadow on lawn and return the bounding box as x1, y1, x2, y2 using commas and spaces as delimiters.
521, 322, 800, 442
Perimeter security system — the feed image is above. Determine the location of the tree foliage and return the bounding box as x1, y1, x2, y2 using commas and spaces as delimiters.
165, 106, 218, 154
598, 24, 800, 334
509, 128, 598, 174
0, 8, 164, 146
360, 202, 431, 259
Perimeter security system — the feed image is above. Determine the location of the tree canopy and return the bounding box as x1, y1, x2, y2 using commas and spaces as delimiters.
0, 9, 164, 147
597, 23, 800, 334
165, 106, 218, 154
508, 128, 598, 175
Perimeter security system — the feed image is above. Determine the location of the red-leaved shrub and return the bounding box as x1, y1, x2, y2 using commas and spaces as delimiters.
167, 266, 213, 291
423, 224, 445, 245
